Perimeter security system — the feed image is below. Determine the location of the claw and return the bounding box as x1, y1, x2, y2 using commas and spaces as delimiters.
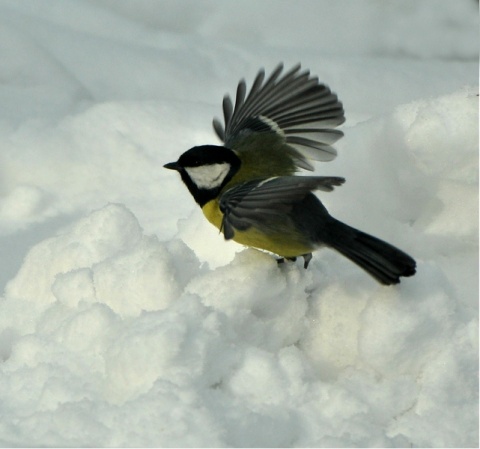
302, 253, 312, 269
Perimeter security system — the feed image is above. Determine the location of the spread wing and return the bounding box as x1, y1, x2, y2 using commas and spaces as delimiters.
212, 63, 345, 171
219, 176, 345, 240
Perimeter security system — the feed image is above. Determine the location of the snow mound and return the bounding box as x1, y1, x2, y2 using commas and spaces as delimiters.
0, 189, 477, 446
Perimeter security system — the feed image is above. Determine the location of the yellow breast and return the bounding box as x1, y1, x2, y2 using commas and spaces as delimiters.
201, 199, 312, 258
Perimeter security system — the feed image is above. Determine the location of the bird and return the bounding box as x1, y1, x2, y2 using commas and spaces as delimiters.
164, 63, 416, 285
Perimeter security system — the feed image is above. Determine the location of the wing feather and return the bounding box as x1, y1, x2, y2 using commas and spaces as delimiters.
219, 176, 345, 240
222, 95, 233, 130
212, 63, 345, 170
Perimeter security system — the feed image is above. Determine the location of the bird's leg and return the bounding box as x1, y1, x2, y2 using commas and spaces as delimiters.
302, 253, 313, 269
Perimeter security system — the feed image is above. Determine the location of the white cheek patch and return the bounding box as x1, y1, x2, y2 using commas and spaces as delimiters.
185, 163, 231, 189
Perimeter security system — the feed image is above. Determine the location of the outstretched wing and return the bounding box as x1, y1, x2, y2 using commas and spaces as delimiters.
212, 63, 345, 171
219, 176, 345, 240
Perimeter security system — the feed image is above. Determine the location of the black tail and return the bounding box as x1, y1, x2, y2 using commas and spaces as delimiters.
325, 219, 416, 285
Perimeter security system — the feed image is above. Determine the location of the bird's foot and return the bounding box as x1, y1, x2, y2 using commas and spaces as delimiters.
277, 254, 312, 268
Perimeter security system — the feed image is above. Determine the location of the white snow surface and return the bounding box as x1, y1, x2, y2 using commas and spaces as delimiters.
0, 0, 478, 447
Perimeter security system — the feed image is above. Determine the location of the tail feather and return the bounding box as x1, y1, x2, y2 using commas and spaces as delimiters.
325, 220, 416, 285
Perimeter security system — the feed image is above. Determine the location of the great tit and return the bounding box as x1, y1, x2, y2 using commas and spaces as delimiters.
164, 63, 416, 285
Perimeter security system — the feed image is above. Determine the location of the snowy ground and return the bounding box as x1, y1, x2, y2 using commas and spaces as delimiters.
0, 0, 478, 447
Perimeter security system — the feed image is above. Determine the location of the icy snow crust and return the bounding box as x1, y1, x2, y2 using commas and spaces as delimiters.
0, 0, 478, 447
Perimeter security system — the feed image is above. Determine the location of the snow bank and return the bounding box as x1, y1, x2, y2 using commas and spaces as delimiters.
0, 84, 477, 446
0, 0, 478, 447
0, 148, 477, 447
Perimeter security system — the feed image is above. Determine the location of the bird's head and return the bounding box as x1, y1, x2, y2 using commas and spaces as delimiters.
164, 145, 241, 206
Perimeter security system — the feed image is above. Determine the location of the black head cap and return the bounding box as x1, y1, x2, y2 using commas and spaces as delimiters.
165, 145, 239, 169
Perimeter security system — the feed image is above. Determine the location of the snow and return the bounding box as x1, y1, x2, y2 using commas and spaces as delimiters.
0, 0, 478, 447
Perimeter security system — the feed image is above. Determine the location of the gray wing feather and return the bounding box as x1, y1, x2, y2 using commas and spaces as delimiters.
219, 176, 345, 240
213, 63, 345, 164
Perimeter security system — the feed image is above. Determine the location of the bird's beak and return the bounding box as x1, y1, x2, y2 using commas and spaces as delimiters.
163, 161, 180, 171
